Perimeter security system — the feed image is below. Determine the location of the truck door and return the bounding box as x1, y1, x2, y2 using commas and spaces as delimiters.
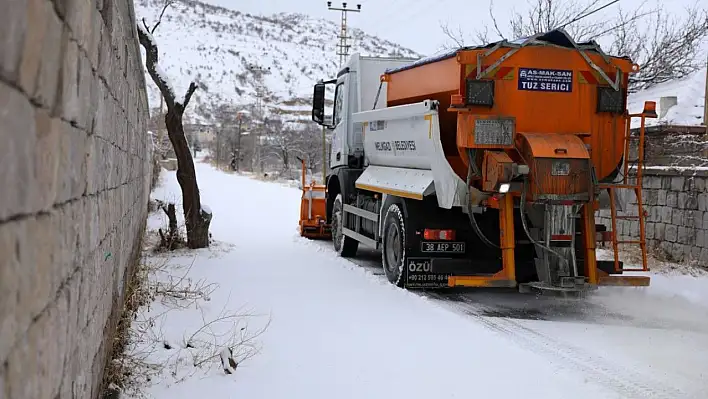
330, 74, 350, 170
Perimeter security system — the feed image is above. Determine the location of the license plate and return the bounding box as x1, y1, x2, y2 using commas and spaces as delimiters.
405, 259, 450, 289
420, 241, 466, 253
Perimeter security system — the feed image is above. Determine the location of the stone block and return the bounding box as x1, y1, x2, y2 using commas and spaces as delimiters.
665, 224, 678, 242
77, 52, 95, 131
667, 192, 678, 207
6, 296, 68, 399
685, 177, 696, 192
700, 248, 708, 263
644, 189, 657, 206
671, 176, 685, 191
657, 189, 667, 206
677, 226, 692, 245
85, 135, 98, 195
672, 209, 684, 226
25, 212, 65, 315
87, 196, 100, 249
686, 193, 698, 210
63, 269, 82, 345
696, 178, 706, 192
56, 121, 88, 203
77, 254, 96, 332
55, 29, 81, 123
703, 212, 708, 229
87, 4, 103, 70
64, 200, 85, 267
699, 193, 708, 211
671, 243, 685, 262
1, 364, 6, 398
0, 219, 24, 362
659, 241, 672, 258
65, 0, 94, 53
661, 207, 673, 224
645, 176, 662, 189
0, 83, 37, 221
691, 246, 701, 260
677, 192, 689, 209
696, 212, 704, 229
661, 176, 672, 189
0, 0, 27, 82
696, 229, 704, 248
18, 0, 48, 96
98, 21, 114, 84
33, 110, 62, 211
683, 210, 696, 227
646, 222, 655, 239
34, 0, 63, 110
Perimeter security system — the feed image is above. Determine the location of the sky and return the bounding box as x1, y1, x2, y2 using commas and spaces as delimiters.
197, 0, 704, 55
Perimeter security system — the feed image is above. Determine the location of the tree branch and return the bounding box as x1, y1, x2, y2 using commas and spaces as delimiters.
137, 22, 176, 109
151, 0, 175, 34
440, 21, 466, 49
489, 0, 506, 40
182, 82, 198, 109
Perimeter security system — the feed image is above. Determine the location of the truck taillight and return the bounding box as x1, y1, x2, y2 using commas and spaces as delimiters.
424, 229, 456, 241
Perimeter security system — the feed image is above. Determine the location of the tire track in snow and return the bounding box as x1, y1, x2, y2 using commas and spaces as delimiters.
304, 240, 700, 398
426, 292, 695, 399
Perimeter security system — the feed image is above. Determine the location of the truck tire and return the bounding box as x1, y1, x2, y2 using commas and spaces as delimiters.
381, 203, 407, 287
332, 193, 358, 257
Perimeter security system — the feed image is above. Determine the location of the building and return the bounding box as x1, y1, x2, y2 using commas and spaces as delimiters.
627, 66, 707, 167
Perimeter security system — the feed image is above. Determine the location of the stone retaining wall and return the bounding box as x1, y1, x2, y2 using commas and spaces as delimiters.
0, 0, 151, 398
596, 168, 708, 264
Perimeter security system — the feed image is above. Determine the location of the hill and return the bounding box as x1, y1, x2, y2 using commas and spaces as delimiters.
133, 0, 422, 125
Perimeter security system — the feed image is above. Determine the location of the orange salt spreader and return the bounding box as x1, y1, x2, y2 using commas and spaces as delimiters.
297, 157, 331, 239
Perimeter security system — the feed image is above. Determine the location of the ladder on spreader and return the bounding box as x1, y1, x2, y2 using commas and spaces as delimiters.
599, 101, 657, 273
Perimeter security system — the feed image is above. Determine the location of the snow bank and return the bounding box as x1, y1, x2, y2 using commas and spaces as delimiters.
628, 66, 706, 128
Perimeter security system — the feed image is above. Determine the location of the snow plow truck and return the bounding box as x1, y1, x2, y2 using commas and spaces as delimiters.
303, 28, 656, 294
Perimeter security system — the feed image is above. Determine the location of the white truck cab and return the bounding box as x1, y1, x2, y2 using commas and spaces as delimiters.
312, 53, 418, 171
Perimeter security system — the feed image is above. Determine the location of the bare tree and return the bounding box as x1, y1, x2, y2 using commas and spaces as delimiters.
293, 125, 327, 176
440, 1, 506, 49
441, 0, 708, 91
608, 4, 708, 91
263, 118, 297, 173
508, 0, 611, 42
137, 1, 212, 249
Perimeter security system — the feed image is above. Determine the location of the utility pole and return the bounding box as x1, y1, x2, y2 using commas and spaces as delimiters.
322, 2, 361, 182
327, 2, 361, 68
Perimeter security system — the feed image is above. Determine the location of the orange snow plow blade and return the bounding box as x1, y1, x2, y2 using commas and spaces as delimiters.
298, 158, 331, 239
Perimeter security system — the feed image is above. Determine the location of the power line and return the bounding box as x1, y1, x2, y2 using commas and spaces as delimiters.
557, 0, 621, 30
327, 2, 362, 68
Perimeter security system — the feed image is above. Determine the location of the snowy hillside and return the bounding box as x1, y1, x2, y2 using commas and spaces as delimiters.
133, 0, 421, 125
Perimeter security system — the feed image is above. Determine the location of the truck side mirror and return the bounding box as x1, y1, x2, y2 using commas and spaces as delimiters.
312, 82, 326, 125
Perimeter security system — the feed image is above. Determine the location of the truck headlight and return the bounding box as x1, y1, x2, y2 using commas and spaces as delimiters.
499, 183, 510, 193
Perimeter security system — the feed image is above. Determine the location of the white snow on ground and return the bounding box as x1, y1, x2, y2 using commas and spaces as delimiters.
627, 66, 706, 128
596, 248, 708, 309
127, 155, 708, 399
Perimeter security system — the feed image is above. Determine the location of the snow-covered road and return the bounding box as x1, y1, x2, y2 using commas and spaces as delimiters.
138, 158, 708, 399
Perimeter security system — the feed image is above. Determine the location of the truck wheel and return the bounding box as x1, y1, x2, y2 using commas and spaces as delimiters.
382, 203, 406, 287
332, 193, 358, 257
